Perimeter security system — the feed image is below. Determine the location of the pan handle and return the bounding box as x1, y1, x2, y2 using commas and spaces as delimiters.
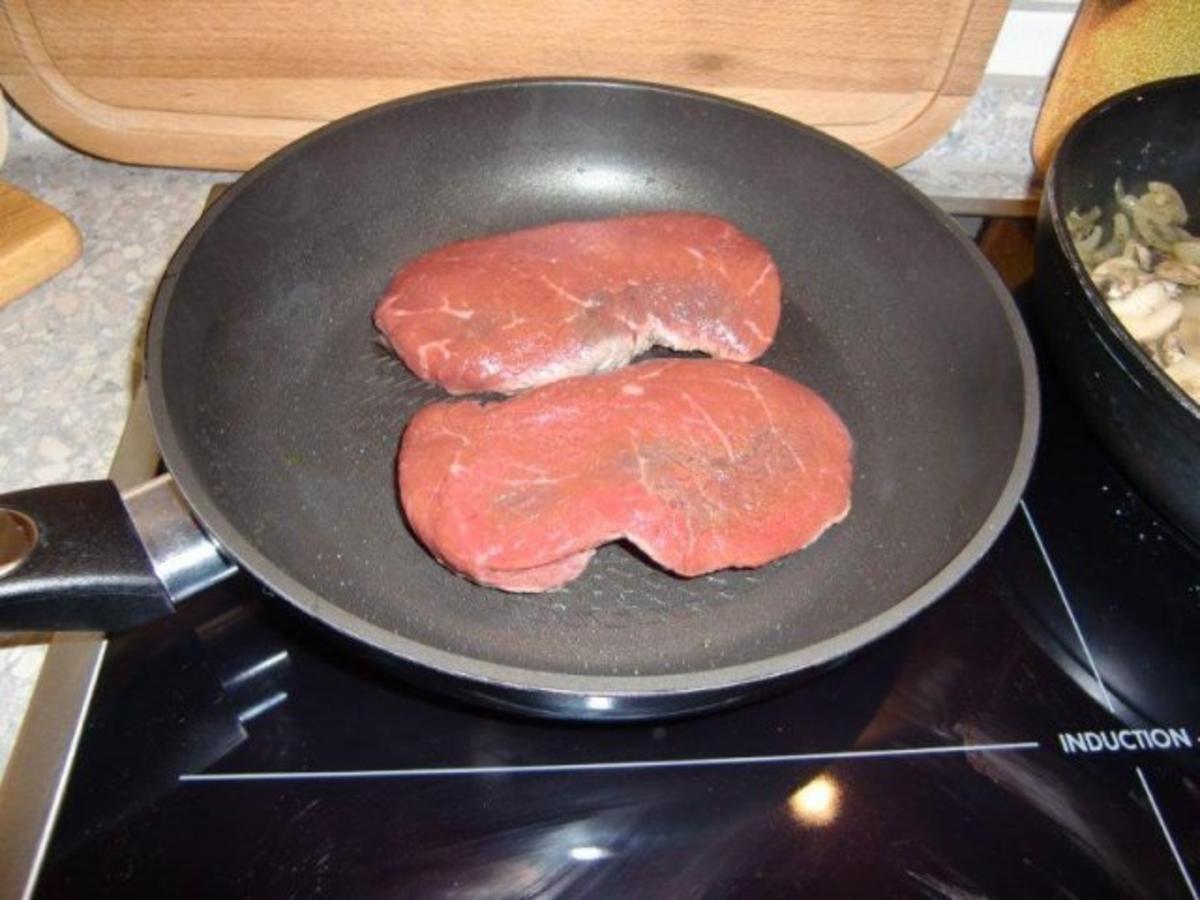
0, 476, 235, 631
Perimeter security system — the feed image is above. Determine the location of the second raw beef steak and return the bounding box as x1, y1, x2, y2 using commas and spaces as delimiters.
398, 359, 852, 591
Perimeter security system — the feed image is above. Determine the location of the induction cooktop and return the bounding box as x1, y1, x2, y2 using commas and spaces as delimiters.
7, 286, 1200, 899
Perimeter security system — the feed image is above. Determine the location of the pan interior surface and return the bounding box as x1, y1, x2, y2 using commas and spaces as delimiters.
151, 82, 1033, 688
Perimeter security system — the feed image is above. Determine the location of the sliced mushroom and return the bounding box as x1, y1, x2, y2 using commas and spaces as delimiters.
1091, 212, 1132, 265
1147, 181, 1188, 226
1172, 240, 1200, 266
1132, 204, 1182, 251
1176, 295, 1200, 355
1130, 240, 1154, 272
1092, 254, 1150, 296
1153, 258, 1200, 286
1108, 280, 1183, 344
1160, 331, 1184, 368
1163, 355, 1200, 404
1072, 180, 1200, 405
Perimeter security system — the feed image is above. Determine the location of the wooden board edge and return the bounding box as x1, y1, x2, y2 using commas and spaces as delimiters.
0, 0, 1000, 171
854, 0, 1008, 167
941, 0, 1011, 97
0, 59, 982, 171
0, 0, 317, 170
0, 181, 82, 306
847, 94, 973, 167
0, 72, 306, 170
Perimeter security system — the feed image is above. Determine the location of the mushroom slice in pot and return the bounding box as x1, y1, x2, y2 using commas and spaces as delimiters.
1108, 280, 1183, 344
1163, 355, 1200, 403
1093, 253, 1150, 297
1174, 240, 1200, 266
1154, 258, 1200, 286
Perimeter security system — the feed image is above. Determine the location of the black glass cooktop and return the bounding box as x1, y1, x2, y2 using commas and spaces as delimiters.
32, 307, 1200, 899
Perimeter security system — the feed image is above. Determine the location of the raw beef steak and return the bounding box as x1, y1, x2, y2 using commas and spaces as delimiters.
399, 359, 853, 592
375, 213, 781, 394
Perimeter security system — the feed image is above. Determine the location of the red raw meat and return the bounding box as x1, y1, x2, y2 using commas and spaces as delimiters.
375, 213, 781, 394
399, 359, 853, 592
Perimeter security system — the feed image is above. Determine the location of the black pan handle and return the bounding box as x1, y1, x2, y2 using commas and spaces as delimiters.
0, 477, 236, 632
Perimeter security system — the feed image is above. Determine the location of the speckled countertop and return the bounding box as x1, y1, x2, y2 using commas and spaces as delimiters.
0, 76, 1048, 782
0, 111, 225, 780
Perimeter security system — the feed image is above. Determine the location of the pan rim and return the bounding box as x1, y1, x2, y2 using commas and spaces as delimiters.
146, 76, 1040, 702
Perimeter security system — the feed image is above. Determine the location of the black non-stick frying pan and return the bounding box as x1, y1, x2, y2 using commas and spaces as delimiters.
0, 79, 1038, 719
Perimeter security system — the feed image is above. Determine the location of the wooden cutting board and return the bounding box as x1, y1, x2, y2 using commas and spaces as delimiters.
0, 181, 80, 307
0, 0, 1008, 171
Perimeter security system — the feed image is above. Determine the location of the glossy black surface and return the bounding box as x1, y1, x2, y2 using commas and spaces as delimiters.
0, 481, 169, 631
34, 314, 1200, 898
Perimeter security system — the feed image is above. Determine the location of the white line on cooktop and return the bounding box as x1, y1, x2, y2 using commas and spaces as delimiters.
1019, 500, 1117, 713
1137, 766, 1199, 900
178, 740, 1041, 783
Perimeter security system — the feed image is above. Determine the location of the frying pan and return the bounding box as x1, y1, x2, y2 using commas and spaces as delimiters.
1033, 75, 1200, 546
0, 79, 1038, 720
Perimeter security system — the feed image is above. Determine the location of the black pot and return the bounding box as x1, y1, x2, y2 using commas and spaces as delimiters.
1033, 74, 1200, 546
